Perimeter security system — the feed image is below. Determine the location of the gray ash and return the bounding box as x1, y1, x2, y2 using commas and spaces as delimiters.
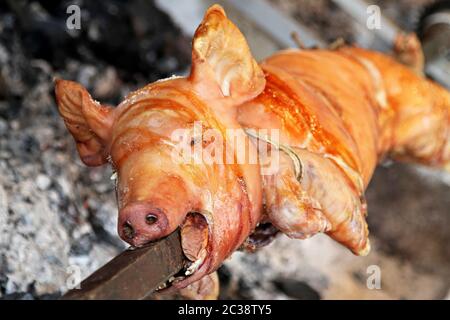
0, 0, 190, 299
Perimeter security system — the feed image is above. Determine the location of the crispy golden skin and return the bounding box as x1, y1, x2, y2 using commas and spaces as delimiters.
55, 4, 450, 294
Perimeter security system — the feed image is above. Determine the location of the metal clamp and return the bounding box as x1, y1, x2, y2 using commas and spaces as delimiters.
244, 128, 303, 182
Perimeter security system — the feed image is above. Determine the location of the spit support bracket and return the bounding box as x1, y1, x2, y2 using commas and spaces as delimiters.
62, 231, 185, 300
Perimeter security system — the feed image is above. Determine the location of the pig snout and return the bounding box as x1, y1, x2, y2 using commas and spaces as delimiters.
118, 202, 170, 247
117, 175, 197, 247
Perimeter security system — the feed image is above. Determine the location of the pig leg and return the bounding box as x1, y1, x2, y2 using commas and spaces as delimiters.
155, 272, 219, 300
178, 272, 220, 300
263, 151, 331, 240
265, 149, 370, 256
392, 32, 424, 75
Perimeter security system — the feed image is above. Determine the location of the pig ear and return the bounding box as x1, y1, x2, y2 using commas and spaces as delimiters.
189, 5, 265, 104
55, 79, 114, 167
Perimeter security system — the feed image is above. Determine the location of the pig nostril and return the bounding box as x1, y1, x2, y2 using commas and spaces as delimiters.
122, 221, 135, 239
145, 214, 158, 225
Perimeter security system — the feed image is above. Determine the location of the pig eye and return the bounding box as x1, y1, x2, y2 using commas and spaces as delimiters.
190, 136, 201, 146
145, 214, 158, 225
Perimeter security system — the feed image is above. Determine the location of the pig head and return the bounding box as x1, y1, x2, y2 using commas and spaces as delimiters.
55, 5, 265, 288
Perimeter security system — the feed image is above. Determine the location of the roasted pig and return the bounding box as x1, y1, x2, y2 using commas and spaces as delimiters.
55, 5, 450, 297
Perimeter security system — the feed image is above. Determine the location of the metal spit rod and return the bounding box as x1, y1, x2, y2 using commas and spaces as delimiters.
62, 232, 184, 300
